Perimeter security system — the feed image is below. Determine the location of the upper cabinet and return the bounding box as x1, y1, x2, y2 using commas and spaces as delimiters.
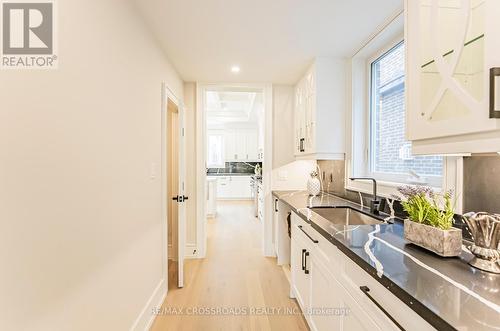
406, 0, 500, 154
294, 58, 347, 160
223, 128, 261, 162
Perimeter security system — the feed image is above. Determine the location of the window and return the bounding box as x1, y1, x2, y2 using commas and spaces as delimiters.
207, 134, 225, 168
369, 41, 443, 186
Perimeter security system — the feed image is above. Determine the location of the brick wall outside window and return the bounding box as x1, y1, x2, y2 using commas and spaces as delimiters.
371, 42, 443, 177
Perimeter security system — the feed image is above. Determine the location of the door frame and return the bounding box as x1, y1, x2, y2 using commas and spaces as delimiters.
195, 83, 274, 258
161, 82, 182, 293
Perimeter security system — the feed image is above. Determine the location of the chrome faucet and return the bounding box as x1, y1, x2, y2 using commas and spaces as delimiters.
349, 177, 380, 215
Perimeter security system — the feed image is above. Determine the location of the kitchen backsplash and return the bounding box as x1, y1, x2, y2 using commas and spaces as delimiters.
317, 157, 500, 240
207, 162, 262, 174
316, 160, 399, 215
463, 155, 500, 214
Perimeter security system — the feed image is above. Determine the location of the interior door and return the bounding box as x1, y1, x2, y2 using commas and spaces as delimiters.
177, 101, 186, 288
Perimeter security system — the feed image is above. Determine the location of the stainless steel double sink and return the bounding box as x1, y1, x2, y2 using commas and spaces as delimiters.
310, 207, 383, 226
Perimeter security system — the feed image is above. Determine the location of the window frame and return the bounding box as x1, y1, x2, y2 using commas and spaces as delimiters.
345, 12, 463, 214
366, 40, 443, 187
206, 131, 226, 168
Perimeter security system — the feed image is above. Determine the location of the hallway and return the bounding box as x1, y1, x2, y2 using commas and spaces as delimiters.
151, 201, 309, 331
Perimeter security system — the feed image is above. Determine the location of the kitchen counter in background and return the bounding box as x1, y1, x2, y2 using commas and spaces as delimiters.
273, 190, 500, 331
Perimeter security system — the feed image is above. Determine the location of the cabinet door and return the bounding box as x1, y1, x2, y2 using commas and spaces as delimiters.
224, 131, 236, 161
216, 177, 230, 198
245, 130, 259, 160
304, 93, 315, 153
342, 290, 382, 331
406, 0, 499, 141
231, 176, 252, 198
234, 131, 247, 161
309, 255, 343, 331
290, 233, 310, 312
294, 81, 307, 155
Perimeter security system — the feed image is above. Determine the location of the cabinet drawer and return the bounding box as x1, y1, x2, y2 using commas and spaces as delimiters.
292, 212, 343, 271
311, 226, 343, 271
291, 211, 309, 228
342, 257, 435, 331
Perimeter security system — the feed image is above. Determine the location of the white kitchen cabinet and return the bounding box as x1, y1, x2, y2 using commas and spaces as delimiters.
235, 131, 247, 160
223, 129, 260, 161
309, 253, 344, 331
342, 294, 382, 331
294, 58, 346, 160
215, 176, 252, 200
245, 130, 259, 160
224, 131, 236, 161
290, 226, 311, 312
406, 0, 500, 154
289, 211, 435, 331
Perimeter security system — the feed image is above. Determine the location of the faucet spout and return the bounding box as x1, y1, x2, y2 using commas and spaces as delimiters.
349, 177, 380, 215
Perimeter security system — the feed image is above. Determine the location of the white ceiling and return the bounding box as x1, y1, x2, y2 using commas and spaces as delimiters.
135, 0, 403, 84
207, 91, 263, 127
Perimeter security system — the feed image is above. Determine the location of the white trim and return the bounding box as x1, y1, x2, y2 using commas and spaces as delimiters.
129, 278, 166, 331
160, 82, 182, 293
351, 8, 404, 58
366, 38, 443, 188
262, 83, 274, 256
195, 83, 207, 258
196, 82, 274, 258
160, 82, 168, 298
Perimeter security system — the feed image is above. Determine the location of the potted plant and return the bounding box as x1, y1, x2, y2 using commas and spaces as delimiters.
395, 186, 462, 257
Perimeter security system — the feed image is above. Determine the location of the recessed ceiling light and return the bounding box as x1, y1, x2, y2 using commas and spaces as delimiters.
231, 65, 240, 73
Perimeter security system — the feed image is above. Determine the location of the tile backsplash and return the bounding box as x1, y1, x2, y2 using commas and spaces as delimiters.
207, 162, 261, 174
317, 160, 372, 206
463, 155, 500, 214
320, 156, 500, 215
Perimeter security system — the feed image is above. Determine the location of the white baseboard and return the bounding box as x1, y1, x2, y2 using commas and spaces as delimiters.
129, 278, 167, 331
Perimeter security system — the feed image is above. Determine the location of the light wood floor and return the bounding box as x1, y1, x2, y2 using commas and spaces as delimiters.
151, 200, 309, 331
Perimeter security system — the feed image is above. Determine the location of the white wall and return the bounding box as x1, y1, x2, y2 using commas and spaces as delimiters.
0, 0, 183, 330
272, 86, 296, 168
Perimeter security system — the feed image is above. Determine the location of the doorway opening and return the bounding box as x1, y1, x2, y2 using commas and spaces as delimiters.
197, 84, 273, 258
166, 98, 179, 290
162, 84, 186, 291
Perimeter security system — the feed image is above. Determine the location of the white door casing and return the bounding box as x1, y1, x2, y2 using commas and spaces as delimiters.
177, 100, 186, 288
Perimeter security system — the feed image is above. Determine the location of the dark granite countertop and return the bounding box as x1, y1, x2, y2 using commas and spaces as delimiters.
272, 190, 500, 331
